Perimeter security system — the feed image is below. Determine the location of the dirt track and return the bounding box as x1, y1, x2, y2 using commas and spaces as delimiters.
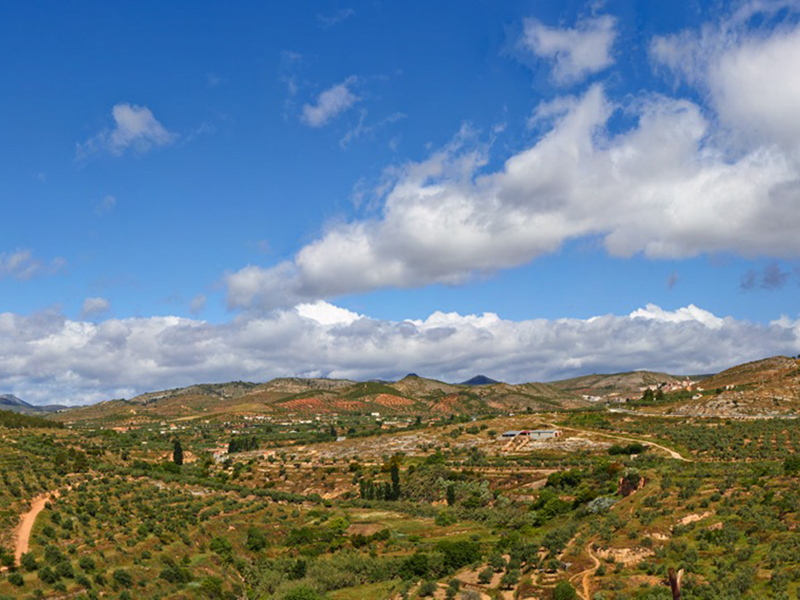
551, 423, 691, 462
570, 543, 602, 600
13, 491, 59, 565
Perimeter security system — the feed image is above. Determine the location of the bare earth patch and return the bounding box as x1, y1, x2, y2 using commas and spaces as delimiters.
676, 511, 713, 527
595, 546, 654, 566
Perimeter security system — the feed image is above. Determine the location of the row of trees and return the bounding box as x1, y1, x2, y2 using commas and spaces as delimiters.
228, 435, 259, 454
359, 463, 400, 500
0, 409, 64, 429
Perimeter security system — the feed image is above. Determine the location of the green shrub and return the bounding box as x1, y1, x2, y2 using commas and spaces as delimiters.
554, 580, 577, 600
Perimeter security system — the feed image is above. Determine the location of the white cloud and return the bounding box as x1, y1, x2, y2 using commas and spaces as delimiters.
77, 103, 177, 157
522, 15, 617, 84
227, 79, 800, 310
301, 77, 359, 127
0, 304, 797, 406
224, 6, 800, 312
630, 303, 724, 329
296, 300, 361, 325
0, 250, 65, 281
81, 297, 111, 319
651, 4, 800, 153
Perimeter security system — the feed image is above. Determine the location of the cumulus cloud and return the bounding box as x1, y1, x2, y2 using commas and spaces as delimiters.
630, 303, 724, 329
0, 304, 797, 406
77, 103, 177, 157
651, 4, 800, 152
81, 297, 111, 319
301, 77, 359, 127
0, 250, 65, 281
296, 300, 361, 325
227, 77, 800, 310
522, 15, 617, 84
221, 7, 800, 311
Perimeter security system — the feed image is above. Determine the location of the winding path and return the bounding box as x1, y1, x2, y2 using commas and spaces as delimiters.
12, 491, 60, 566
550, 423, 692, 462
569, 543, 601, 600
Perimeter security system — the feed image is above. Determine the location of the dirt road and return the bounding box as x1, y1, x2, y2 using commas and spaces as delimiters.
551, 423, 691, 462
570, 543, 602, 600
13, 491, 60, 565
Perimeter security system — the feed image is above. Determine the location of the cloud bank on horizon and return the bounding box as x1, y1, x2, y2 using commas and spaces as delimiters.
1, 302, 798, 406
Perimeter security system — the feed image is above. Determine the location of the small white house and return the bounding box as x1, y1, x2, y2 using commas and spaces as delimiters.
500, 429, 562, 440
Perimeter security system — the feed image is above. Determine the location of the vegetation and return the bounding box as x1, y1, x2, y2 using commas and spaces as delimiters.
0, 409, 64, 430
3, 361, 800, 598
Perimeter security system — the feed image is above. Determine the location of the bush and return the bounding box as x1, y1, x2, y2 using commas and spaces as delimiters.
554, 580, 577, 600
246, 527, 268, 552
401, 553, 429, 579
500, 569, 520, 589
38, 565, 59, 584
56, 560, 75, 579
199, 576, 224, 598
435, 540, 481, 571
210, 536, 233, 559
435, 510, 457, 526
587, 497, 616, 514
784, 456, 800, 475
79, 556, 96, 572
20, 552, 37, 571
418, 581, 437, 597
7, 571, 24, 587
112, 569, 133, 588
609, 442, 647, 455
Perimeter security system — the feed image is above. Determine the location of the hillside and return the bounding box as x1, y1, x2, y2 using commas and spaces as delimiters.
663, 355, 800, 417
549, 370, 689, 398
701, 355, 798, 389
54, 374, 587, 425
8, 356, 800, 600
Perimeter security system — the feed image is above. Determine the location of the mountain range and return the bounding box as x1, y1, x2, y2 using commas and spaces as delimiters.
8, 355, 799, 425
0, 394, 68, 414
51, 373, 589, 425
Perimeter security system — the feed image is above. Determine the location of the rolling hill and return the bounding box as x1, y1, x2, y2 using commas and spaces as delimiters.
53, 374, 588, 425
49, 355, 800, 425
548, 370, 690, 398
663, 356, 800, 417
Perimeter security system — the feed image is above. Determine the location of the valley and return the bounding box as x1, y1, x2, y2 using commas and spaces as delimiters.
1, 357, 799, 599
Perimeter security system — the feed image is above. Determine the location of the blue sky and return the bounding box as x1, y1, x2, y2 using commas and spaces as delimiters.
2, 1, 800, 404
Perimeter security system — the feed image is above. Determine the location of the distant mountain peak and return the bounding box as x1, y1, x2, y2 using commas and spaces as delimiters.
461, 375, 500, 386
1, 393, 31, 407
1, 393, 68, 414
